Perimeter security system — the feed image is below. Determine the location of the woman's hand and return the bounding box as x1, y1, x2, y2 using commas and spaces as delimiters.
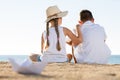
66, 40, 72, 45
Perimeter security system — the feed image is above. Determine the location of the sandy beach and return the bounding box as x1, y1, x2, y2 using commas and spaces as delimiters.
0, 61, 120, 80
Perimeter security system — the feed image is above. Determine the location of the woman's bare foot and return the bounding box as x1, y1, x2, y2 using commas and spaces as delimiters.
67, 54, 72, 62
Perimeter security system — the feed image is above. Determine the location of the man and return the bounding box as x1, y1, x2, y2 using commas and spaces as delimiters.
74, 10, 111, 64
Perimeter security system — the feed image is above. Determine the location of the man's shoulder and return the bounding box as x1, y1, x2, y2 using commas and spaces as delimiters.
94, 23, 104, 29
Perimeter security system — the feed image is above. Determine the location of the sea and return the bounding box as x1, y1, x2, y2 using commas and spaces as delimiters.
0, 55, 120, 64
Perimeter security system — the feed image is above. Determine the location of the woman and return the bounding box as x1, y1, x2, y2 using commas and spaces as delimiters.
41, 5, 83, 63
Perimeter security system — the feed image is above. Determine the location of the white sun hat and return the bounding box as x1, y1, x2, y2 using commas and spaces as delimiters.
46, 5, 68, 22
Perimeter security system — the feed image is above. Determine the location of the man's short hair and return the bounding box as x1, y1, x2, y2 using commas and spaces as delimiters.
80, 10, 93, 22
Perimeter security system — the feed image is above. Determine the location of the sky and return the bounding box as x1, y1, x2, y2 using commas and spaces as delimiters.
0, 0, 120, 55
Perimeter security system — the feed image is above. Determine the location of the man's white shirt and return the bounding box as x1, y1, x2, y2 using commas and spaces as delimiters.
74, 21, 111, 64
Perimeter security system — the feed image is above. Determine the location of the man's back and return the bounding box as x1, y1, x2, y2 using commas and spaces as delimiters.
81, 21, 106, 45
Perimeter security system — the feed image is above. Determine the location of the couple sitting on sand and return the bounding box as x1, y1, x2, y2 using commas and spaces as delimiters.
30, 5, 111, 64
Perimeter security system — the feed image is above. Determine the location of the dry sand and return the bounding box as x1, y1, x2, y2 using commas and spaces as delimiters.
0, 61, 120, 80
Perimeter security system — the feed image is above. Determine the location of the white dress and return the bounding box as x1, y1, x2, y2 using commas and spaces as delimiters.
42, 26, 67, 62
74, 21, 111, 64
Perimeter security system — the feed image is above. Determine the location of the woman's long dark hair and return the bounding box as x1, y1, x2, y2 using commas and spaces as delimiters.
46, 18, 61, 51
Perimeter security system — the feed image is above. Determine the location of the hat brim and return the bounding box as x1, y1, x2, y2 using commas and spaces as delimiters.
45, 11, 68, 22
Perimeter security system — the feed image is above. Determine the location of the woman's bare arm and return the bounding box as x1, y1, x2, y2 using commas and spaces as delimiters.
63, 27, 82, 46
